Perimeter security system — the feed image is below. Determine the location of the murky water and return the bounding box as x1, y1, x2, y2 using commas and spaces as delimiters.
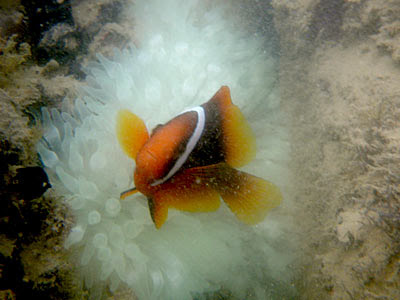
1, 1, 399, 299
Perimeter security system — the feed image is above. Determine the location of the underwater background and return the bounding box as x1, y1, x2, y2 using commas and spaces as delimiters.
0, 0, 399, 299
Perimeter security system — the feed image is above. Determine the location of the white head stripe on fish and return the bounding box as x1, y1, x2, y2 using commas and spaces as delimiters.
150, 106, 205, 186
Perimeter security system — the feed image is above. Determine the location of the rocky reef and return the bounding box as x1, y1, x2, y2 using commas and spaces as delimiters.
272, 0, 400, 298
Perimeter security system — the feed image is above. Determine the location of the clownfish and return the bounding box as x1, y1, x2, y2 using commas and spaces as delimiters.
116, 86, 282, 229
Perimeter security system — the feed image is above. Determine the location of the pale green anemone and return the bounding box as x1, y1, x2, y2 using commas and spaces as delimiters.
38, 0, 295, 299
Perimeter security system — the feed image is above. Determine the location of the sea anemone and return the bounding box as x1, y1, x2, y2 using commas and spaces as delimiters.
37, 0, 294, 299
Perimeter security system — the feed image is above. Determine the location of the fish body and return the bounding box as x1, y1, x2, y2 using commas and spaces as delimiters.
117, 86, 282, 228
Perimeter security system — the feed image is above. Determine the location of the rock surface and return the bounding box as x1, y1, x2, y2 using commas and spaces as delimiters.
272, 0, 400, 299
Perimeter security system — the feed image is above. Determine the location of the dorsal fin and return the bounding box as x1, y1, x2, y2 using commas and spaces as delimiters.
116, 109, 149, 160
211, 86, 256, 167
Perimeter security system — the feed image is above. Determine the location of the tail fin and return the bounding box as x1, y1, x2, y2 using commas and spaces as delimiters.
180, 163, 282, 225
217, 168, 282, 225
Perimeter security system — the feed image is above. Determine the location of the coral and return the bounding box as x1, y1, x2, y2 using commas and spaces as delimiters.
38, 0, 295, 299
0, 0, 21, 9
341, 0, 400, 63
0, 34, 31, 88
0, 8, 79, 300
21, 0, 74, 48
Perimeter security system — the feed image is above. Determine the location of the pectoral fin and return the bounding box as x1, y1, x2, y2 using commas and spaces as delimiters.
116, 109, 149, 160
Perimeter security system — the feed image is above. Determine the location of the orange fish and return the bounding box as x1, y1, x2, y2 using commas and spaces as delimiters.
116, 86, 282, 228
